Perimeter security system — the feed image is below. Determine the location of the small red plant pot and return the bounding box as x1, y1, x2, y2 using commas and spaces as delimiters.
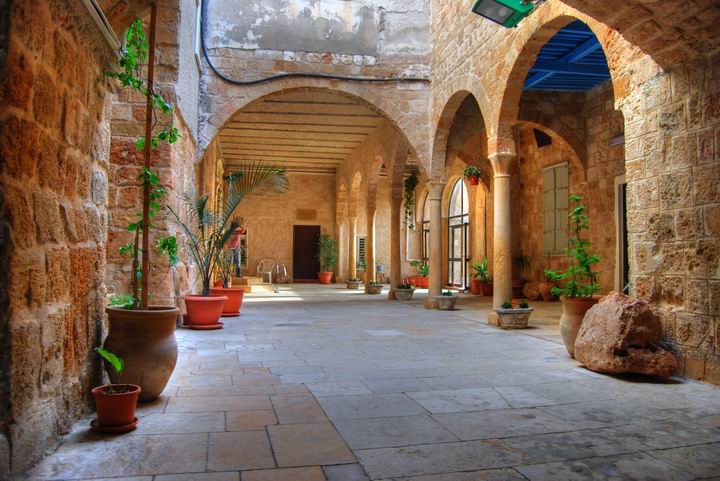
210, 287, 245, 316
184, 295, 228, 327
414, 276, 429, 288
468, 175, 480, 186
92, 384, 141, 428
318, 272, 333, 284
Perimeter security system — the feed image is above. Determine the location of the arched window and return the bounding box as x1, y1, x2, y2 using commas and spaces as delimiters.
421, 193, 431, 262
448, 179, 470, 288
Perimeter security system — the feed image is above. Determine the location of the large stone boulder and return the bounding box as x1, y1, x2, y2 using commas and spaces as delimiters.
574, 292, 677, 378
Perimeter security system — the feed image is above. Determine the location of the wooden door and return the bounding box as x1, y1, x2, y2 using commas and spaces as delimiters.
293, 225, 320, 281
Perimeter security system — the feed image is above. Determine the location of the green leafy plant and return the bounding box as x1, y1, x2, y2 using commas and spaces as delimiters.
397, 283, 413, 289
169, 163, 288, 296
519, 299, 530, 309
215, 250, 235, 288
442, 290, 455, 296
403, 171, 419, 230
463, 165, 483, 181
544, 268, 562, 283
347, 278, 362, 282
546, 194, 600, 298
318, 234, 338, 272
368, 280, 379, 286
501, 300, 513, 309
471, 258, 491, 282
357, 259, 366, 270
95, 348, 128, 394
106, 19, 180, 310
411, 260, 429, 277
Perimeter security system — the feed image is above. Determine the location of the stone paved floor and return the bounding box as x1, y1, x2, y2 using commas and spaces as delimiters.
27, 285, 720, 481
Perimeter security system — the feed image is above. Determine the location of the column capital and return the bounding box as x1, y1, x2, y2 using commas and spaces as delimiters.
488, 152, 516, 177
348, 214, 358, 222
426, 180, 446, 199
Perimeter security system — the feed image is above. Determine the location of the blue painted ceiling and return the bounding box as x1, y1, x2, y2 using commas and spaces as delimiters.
524, 20, 611, 92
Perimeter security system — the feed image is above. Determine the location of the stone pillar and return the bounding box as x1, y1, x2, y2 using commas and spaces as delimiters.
388, 196, 402, 299
425, 180, 445, 309
365, 205, 377, 285
348, 215, 358, 280
336, 222, 345, 283
489, 152, 514, 317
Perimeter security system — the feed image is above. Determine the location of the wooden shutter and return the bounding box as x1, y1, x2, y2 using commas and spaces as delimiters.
357, 237, 366, 264
554, 163, 569, 252
542, 167, 556, 253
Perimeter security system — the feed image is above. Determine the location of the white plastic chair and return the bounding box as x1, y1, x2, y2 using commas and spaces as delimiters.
257, 259, 275, 283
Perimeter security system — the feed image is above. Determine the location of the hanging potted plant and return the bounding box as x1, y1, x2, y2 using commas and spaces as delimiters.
494, 299, 533, 329
470, 258, 493, 296
539, 268, 560, 302
410, 260, 429, 288
169, 164, 288, 329
546, 194, 601, 358
92, 348, 140, 434
463, 165, 483, 186
435, 290, 458, 310
103, 15, 182, 402
392, 282, 415, 301
209, 247, 245, 317
403, 171, 419, 230
317, 234, 338, 284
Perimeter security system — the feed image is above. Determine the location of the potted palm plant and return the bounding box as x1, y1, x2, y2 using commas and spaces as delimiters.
546, 194, 601, 357
92, 348, 140, 433
463, 165, 483, 186
103, 15, 182, 402
494, 299, 533, 329
470, 258, 493, 296
317, 234, 338, 284
392, 282, 415, 301
210, 249, 245, 317
435, 290, 458, 310
169, 164, 288, 329
410, 260, 430, 288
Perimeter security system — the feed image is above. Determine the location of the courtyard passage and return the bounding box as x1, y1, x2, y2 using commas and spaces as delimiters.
28, 286, 720, 481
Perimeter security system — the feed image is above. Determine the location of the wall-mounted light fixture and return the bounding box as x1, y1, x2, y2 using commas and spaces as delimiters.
471, 0, 536, 28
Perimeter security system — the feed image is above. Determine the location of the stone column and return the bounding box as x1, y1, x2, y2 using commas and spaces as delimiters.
365, 205, 377, 285
388, 196, 403, 299
348, 215, 358, 280
425, 180, 445, 309
336, 222, 345, 283
489, 152, 514, 315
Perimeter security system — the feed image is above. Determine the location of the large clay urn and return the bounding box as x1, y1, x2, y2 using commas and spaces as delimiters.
559, 296, 599, 358
104, 306, 179, 402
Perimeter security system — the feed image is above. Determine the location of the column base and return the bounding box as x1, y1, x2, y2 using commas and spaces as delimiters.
487, 311, 500, 326
424, 297, 437, 309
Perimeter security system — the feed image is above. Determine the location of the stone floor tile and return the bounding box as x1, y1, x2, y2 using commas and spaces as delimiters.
323, 463, 371, 481
155, 473, 240, 481
232, 373, 281, 385
361, 378, 433, 394
133, 412, 225, 434
355, 440, 526, 479
432, 408, 578, 440
516, 453, 696, 481
333, 415, 458, 449
374, 468, 527, 481
226, 410, 278, 431
273, 383, 310, 394
241, 466, 326, 481
307, 381, 373, 396
135, 396, 169, 415
268, 422, 356, 467
75, 478, 152, 481
407, 388, 510, 414
271, 393, 328, 424
316, 393, 427, 420
648, 442, 720, 477
493, 386, 557, 408
207, 431, 275, 471
27, 434, 208, 479
166, 395, 271, 413
167, 374, 233, 387
176, 385, 277, 397
420, 375, 493, 390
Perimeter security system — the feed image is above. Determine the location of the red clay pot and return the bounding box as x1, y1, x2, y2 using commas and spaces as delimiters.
92, 384, 140, 427
184, 295, 227, 327
539, 281, 557, 302
470, 279, 482, 295
560, 296, 600, 358
210, 287, 245, 316
468, 175, 480, 186
213, 280, 224, 288
318, 272, 333, 284
406, 275, 417, 286
414, 276, 429, 288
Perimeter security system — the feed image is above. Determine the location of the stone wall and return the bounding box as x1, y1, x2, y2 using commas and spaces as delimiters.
0, 0, 116, 473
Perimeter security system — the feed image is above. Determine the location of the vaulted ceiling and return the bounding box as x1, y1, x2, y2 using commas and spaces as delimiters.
219, 91, 385, 174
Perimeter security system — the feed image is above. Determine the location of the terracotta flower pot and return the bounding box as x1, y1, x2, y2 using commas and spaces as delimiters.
184, 295, 227, 328
213, 279, 224, 288
92, 384, 140, 428
468, 175, 480, 186
414, 276, 429, 288
210, 287, 245, 316
407, 275, 417, 286
104, 306, 179, 402
318, 272, 333, 284
559, 296, 600, 358
539, 281, 557, 302
470, 279, 482, 295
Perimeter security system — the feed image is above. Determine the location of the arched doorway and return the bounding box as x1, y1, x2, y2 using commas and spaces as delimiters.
447, 179, 470, 289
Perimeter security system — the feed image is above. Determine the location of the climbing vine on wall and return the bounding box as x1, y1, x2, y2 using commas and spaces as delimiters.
403, 171, 419, 231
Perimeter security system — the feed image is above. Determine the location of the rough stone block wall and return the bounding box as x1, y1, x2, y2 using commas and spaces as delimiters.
0, 0, 115, 473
